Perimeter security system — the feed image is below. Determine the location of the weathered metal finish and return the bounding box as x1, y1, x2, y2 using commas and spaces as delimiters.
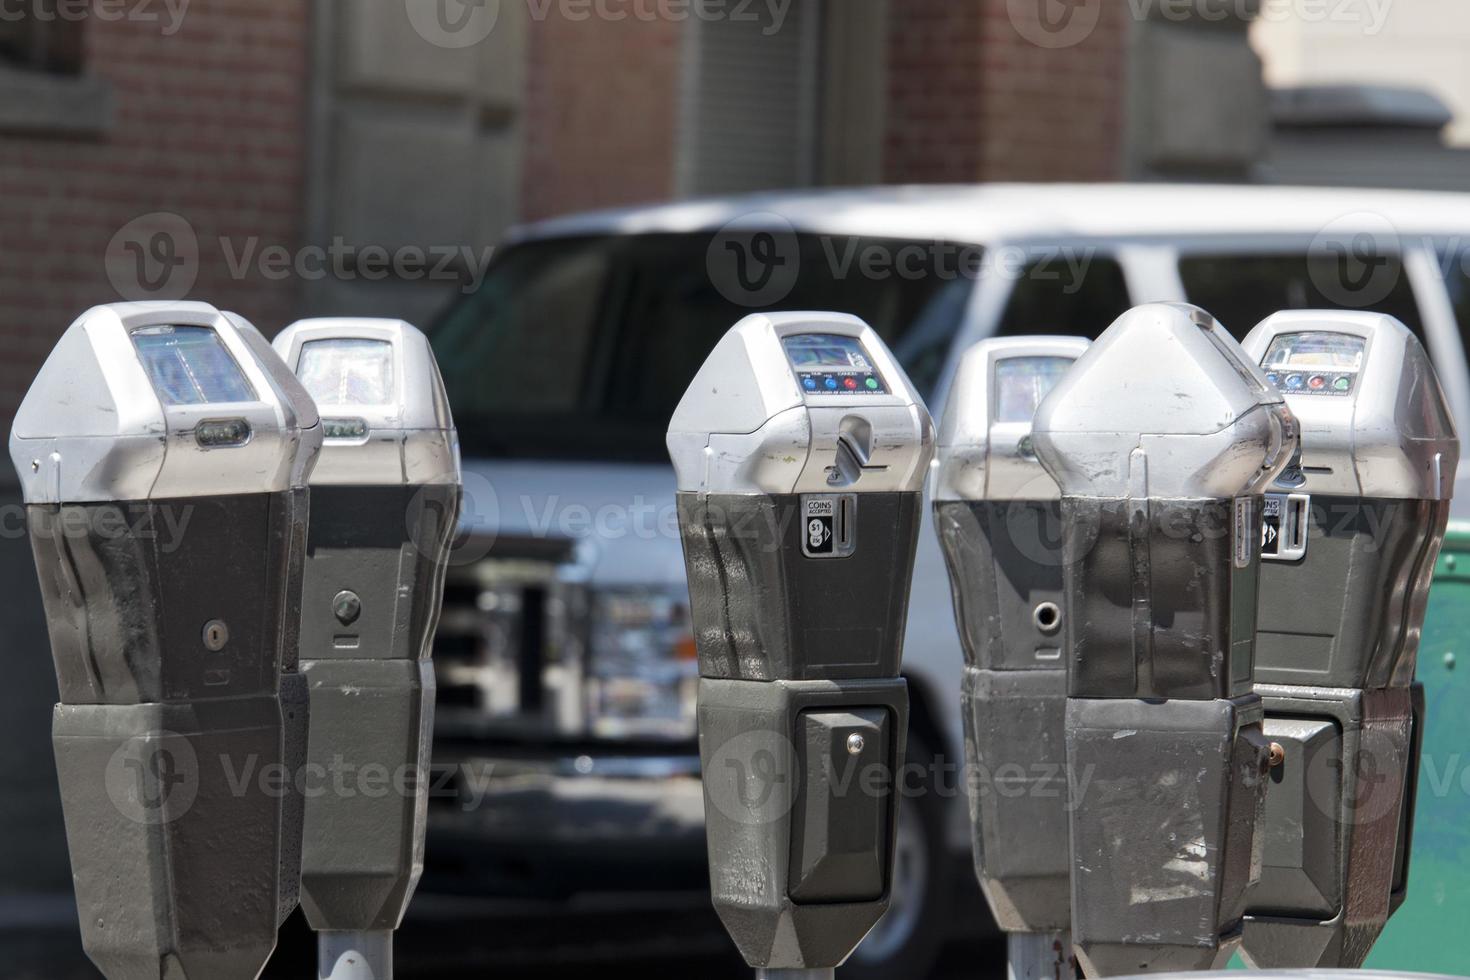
932, 337, 1087, 953
672, 314, 933, 976
1008, 932, 1076, 980
1238, 311, 1458, 968
1032, 303, 1295, 976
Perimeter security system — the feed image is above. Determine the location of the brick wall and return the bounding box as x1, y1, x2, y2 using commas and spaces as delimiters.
520, 8, 683, 222
885, 0, 1128, 184
884, 0, 987, 184
0, 0, 310, 427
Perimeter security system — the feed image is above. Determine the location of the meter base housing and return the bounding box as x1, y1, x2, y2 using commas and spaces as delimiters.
1062, 497, 1261, 701
935, 499, 1071, 932
1255, 496, 1449, 690
698, 677, 907, 970
678, 492, 921, 681
1067, 695, 1270, 976
27, 495, 303, 703
1241, 683, 1419, 968
52, 699, 286, 980
299, 485, 460, 663
299, 658, 435, 932
934, 500, 1067, 672
962, 666, 1069, 932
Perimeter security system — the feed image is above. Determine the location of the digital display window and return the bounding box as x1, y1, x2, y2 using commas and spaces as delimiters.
994, 356, 1074, 424
1261, 332, 1365, 397
782, 333, 889, 396
297, 339, 396, 406
132, 326, 257, 406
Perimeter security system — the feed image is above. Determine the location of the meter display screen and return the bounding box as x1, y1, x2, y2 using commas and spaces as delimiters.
297, 339, 396, 406
1261, 331, 1365, 397
995, 356, 1074, 423
132, 326, 257, 405
782, 333, 888, 395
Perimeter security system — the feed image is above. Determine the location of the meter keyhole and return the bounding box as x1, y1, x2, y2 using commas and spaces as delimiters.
202, 620, 230, 651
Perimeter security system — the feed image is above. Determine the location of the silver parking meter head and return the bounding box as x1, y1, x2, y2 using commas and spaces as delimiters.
273, 318, 461, 940
1031, 303, 1296, 976
273, 317, 459, 487
12, 301, 320, 506
11, 301, 322, 980
670, 313, 934, 972
935, 336, 1090, 503
1235, 311, 1458, 969
932, 336, 1087, 936
668, 311, 932, 496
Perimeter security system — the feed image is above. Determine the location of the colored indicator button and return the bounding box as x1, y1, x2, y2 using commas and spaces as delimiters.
1333, 376, 1352, 392
802, 376, 817, 390
843, 377, 858, 390
1285, 374, 1305, 390
865, 377, 879, 390
1265, 373, 1280, 386
824, 376, 838, 390
1308, 375, 1326, 390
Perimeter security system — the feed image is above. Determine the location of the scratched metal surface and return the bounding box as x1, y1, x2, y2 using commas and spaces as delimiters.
1224, 527, 1470, 976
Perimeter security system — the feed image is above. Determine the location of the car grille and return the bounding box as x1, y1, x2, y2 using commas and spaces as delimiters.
432, 536, 590, 740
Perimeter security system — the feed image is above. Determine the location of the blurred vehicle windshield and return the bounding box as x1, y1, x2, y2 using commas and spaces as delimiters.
432, 233, 973, 461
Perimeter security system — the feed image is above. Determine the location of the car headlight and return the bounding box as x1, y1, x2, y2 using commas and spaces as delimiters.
586, 587, 699, 740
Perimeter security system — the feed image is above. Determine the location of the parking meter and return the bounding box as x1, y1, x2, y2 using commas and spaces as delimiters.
272, 319, 461, 980
1031, 303, 1296, 976
668, 312, 933, 978
932, 338, 1088, 964
10, 301, 322, 980
1236, 311, 1458, 969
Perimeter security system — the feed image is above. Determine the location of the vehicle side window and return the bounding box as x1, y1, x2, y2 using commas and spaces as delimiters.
434, 238, 613, 416
996, 255, 1132, 339
1179, 253, 1425, 341
1440, 249, 1470, 354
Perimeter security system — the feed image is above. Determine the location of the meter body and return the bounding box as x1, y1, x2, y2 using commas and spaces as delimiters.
1032, 303, 1296, 976
10, 301, 322, 980
668, 313, 934, 975
1237, 311, 1457, 968
272, 319, 461, 978
933, 337, 1088, 940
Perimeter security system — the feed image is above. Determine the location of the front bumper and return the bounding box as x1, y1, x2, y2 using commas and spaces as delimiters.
422, 749, 709, 900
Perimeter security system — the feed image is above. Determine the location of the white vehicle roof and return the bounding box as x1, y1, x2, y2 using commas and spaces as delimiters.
508, 183, 1470, 246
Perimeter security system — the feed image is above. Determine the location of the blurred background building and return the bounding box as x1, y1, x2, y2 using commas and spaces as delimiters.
3, 1, 1470, 976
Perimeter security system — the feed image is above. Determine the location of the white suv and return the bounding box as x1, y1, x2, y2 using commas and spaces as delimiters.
421, 183, 1470, 977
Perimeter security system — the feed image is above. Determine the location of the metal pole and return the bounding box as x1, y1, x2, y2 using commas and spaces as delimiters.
318, 930, 393, 980
1008, 932, 1074, 980
755, 970, 836, 980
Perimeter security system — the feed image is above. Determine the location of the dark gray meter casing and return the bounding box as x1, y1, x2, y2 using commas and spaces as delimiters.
1032, 304, 1297, 976
273, 319, 461, 936
668, 312, 934, 971
1237, 311, 1458, 968
10, 302, 323, 980
933, 336, 1089, 935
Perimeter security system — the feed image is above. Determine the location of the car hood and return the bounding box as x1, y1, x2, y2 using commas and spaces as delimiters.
458, 458, 689, 589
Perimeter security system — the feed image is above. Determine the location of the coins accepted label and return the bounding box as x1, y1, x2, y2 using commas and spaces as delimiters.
801, 494, 856, 559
